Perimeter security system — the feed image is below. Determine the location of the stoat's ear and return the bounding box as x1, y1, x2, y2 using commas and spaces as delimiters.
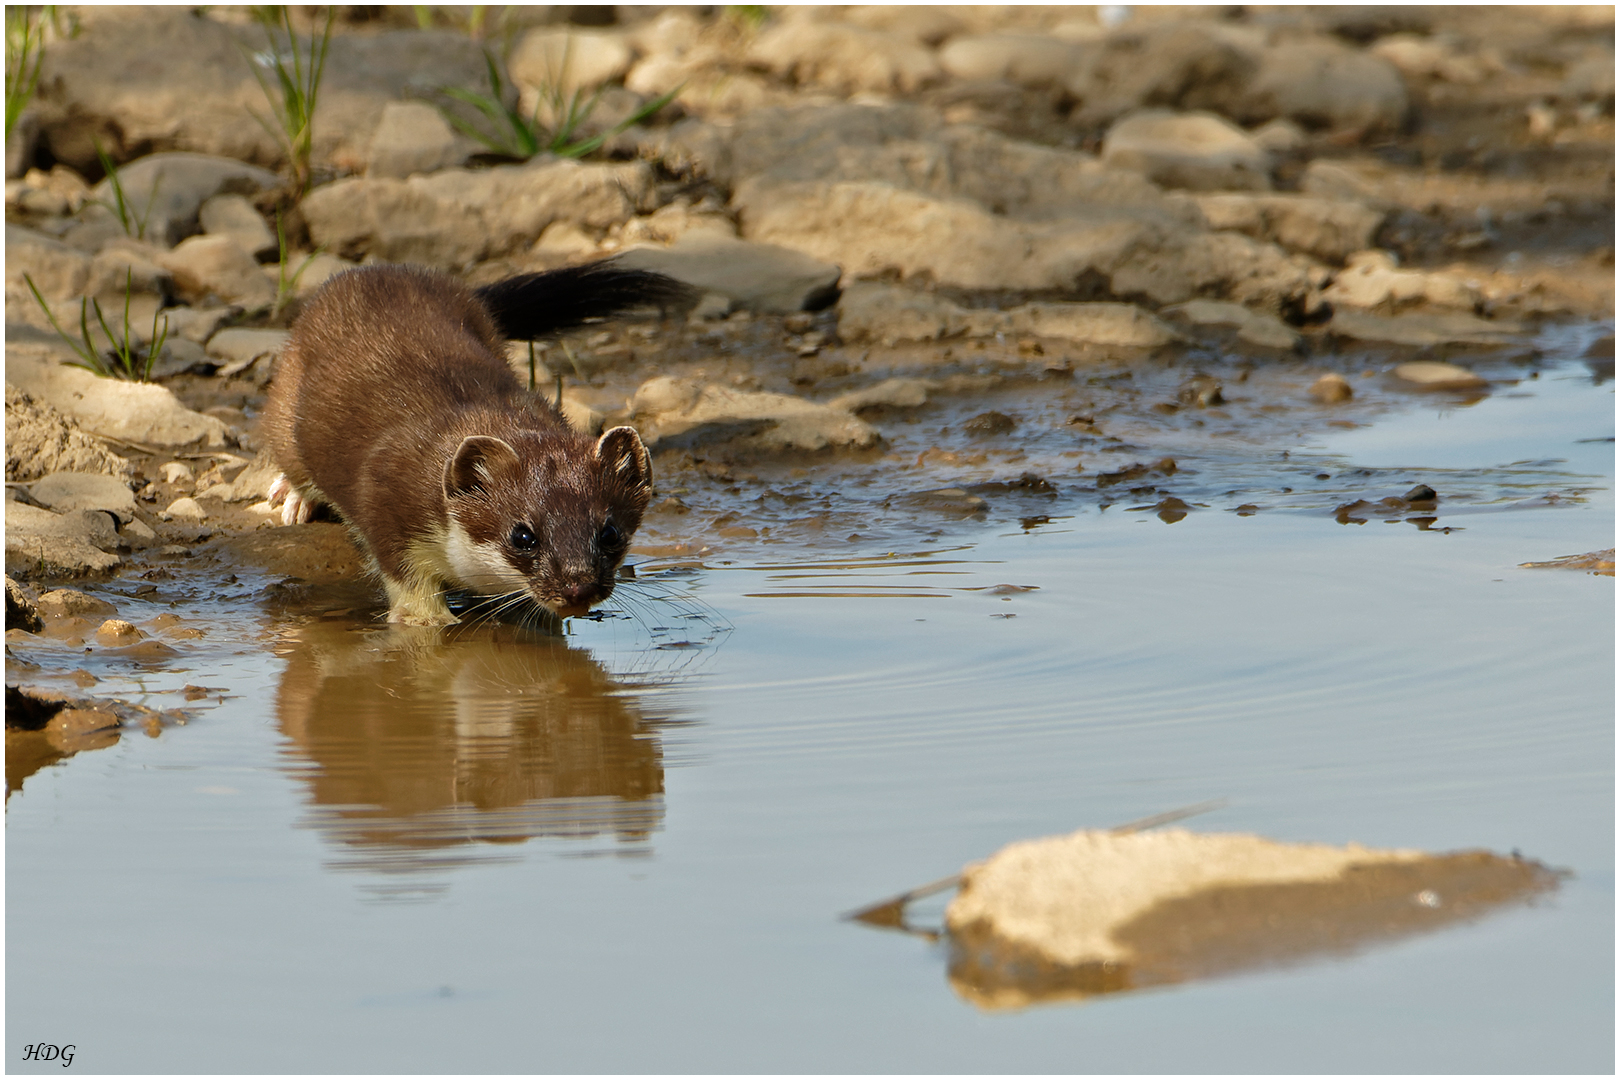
445, 435, 521, 500
594, 426, 651, 489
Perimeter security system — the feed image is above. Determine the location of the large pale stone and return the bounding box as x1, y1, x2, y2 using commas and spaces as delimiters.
365, 101, 468, 180
157, 234, 277, 308
508, 28, 633, 96
6, 343, 233, 447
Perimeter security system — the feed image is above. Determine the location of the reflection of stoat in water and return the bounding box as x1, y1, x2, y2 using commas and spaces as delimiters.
263, 261, 691, 625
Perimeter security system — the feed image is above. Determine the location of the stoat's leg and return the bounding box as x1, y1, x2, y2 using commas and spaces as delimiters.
382, 574, 458, 627
267, 473, 316, 526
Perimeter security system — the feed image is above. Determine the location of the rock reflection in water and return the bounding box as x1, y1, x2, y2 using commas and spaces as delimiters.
273, 619, 682, 887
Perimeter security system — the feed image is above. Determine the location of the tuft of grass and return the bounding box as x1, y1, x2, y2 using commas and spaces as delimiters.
439, 45, 680, 161
89, 138, 160, 240
725, 5, 771, 32
24, 270, 170, 382
5, 6, 46, 142
244, 5, 334, 196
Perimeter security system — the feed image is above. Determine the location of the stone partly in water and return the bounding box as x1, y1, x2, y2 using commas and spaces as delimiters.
942, 827, 1560, 1011
1391, 361, 1490, 390
1309, 373, 1355, 403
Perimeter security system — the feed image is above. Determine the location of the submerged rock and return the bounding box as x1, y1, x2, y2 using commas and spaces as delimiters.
1390, 361, 1490, 390
1333, 311, 1518, 348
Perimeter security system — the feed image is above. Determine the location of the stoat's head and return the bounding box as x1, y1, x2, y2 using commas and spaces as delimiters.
441, 427, 653, 619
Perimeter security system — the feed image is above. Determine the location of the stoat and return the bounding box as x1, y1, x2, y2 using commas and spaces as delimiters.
262, 260, 690, 626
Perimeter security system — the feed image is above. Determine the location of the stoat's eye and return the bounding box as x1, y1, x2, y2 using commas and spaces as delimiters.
509, 523, 538, 551
598, 521, 624, 550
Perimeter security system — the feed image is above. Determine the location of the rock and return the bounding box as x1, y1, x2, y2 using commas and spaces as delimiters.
1370, 33, 1491, 84
904, 488, 989, 516
6, 342, 233, 447
1192, 192, 1385, 263
1010, 302, 1182, 347
1561, 51, 1615, 109
1299, 159, 1384, 205
82, 153, 281, 249
841, 6, 965, 47
35, 588, 116, 618
198, 193, 276, 259
208, 450, 280, 504
302, 157, 654, 268
1249, 117, 1307, 154
1236, 37, 1409, 134
26, 472, 136, 521
937, 33, 1082, 86
965, 411, 1017, 436
6, 576, 44, 633
161, 461, 195, 485
746, 19, 941, 95
86, 240, 173, 301
740, 168, 1318, 310
1308, 372, 1354, 403
34, 11, 491, 178
157, 235, 277, 308
161, 305, 239, 344
1390, 361, 1490, 390
284, 252, 357, 296
629, 375, 878, 453
1333, 311, 1518, 348
1102, 110, 1272, 192
724, 105, 1178, 220
508, 28, 634, 96
829, 377, 934, 412
614, 232, 841, 314
4, 385, 130, 482
1519, 549, 1616, 575
837, 282, 1183, 346
161, 496, 207, 521
6, 224, 92, 300
95, 618, 142, 643
1324, 250, 1478, 310
365, 101, 468, 180
1159, 299, 1299, 350
205, 328, 290, 373
837, 281, 965, 345
942, 826, 1555, 1009
4, 503, 122, 576
1064, 22, 1261, 128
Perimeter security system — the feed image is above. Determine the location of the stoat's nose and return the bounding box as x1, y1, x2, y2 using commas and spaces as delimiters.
554, 582, 603, 617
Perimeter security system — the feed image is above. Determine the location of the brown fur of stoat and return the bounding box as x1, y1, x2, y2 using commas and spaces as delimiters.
262, 261, 690, 626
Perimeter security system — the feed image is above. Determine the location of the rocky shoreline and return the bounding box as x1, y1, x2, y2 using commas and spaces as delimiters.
5, 6, 1613, 783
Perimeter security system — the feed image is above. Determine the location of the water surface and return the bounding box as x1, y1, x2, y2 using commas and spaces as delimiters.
7, 354, 1613, 1073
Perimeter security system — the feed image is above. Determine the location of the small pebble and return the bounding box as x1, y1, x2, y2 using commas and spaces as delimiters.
1309, 373, 1354, 403
161, 497, 207, 522
96, 619, 143, 643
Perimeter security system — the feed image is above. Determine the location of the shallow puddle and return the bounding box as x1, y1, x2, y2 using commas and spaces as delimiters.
6, 350, 1613, 1072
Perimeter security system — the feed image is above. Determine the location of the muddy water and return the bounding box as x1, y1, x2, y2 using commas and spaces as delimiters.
7, 351, 1613, 1072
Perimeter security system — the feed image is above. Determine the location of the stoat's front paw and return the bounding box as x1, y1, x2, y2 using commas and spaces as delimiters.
267, 473, 314, 526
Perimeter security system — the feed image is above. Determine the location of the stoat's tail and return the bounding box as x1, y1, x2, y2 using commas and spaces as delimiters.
474, 259, 695, 341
